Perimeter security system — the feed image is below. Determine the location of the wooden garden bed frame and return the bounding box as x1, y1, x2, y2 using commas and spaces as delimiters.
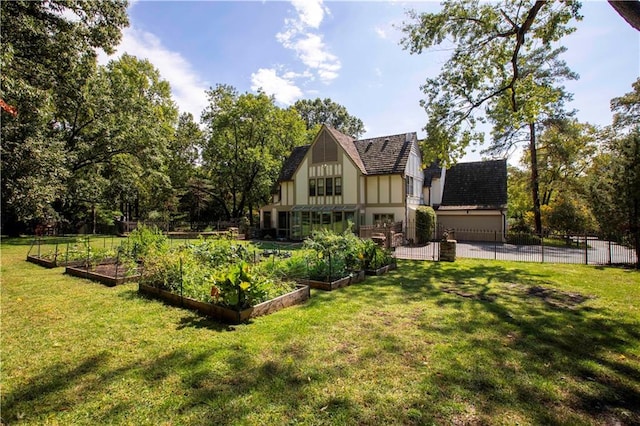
299, 270, 366, 291
138, 283, 310, 324
364, 260, 397, 276
65, 262, 140, 286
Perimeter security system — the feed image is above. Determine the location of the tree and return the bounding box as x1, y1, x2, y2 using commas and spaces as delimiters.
401, 0, 581, 234
547, 194, 597, 241
293, 98, 365, 139
589, 79, 640, 267
1, 0, 129, 234
201, 85, 307, 220
57, 54, 178, 229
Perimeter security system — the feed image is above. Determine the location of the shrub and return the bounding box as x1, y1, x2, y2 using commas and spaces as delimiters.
416, 206, 436, 244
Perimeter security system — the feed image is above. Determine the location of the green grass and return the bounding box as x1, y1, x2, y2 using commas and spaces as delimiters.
2, 237, 639, 425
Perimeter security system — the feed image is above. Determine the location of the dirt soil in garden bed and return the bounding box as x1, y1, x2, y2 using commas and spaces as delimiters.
90, 263, 140, 278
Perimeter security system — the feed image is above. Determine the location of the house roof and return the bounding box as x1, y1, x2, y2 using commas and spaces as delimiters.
278, 145, 310, 181
325, 126, 367, 174
277, 126, 416, 181
354, 132, 416, 175
440, 159, 508, 209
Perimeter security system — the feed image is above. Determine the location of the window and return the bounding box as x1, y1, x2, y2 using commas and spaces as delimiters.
406, 176, 414, 196
317, 178, 325, 196
335, 177, 342, 196
373, 213, 394, 225
326, 177, 333, 196
309, 179, 316, 197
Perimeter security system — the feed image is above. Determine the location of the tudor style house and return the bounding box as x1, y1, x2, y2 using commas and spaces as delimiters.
260, 125, 507, 242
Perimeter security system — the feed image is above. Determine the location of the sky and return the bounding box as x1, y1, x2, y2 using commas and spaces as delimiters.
100, 0, 640, 163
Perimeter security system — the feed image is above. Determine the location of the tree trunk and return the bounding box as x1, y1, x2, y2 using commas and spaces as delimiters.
529, 122, 543, 235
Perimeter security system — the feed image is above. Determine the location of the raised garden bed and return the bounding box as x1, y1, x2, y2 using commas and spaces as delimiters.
365, 260, 397, 276
26, 255, 86, 269
300, 270, 365, 291
65, 262, 140, 286
138, 283, 310, 323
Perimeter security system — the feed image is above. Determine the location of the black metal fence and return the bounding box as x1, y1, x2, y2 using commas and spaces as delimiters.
394, 223, 638, 267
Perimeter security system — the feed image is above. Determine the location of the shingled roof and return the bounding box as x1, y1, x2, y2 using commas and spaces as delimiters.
353, 132, 416, 175
278, 145, 310, 181
440, 159, 508, 209
277, 126, 416, 180
325, 126, 367, 174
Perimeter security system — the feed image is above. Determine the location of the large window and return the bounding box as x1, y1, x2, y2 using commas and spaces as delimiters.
308, 177, 342, 197
335, 177, 342, 196
309, 179, 316, 197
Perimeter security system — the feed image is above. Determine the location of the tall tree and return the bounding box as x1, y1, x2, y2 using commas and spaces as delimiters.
589, 79, 640, 267
0, 0, 129, 234
201, 85, 307, 220
61, 54, 179, 227
293, 98, 365, 139
401, 0, 581, 234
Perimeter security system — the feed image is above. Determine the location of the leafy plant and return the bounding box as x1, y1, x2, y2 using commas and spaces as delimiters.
120, 224, 169, 262
416, 206, 436, 244
302, 228, 364, 280
361, 239, 394, 271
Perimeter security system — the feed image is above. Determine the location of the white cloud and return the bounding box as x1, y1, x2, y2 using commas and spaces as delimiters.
273, 0, 341, 84
291, 0, 327, 29
98, 27, 209, 120
250, 68, 303, 105
374, 26, 387, 39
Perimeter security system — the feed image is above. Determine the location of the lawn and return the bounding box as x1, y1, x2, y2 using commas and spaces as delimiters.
2, 237, 639, 425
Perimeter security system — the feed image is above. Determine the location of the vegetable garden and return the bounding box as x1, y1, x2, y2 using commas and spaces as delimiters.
25, 226, 397, 322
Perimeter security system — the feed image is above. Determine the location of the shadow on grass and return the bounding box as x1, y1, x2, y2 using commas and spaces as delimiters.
355, 260, 640, 424
2, 259, 639, 424
1, 344, 361, 425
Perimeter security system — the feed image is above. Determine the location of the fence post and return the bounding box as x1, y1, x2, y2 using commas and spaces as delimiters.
608, 239, 612, 266
541, 233, 545, 264
37, 238, 41, 258
494, 231, 497, 260
86, 237, 90, 272
54, 242, 59, 264
584, 233, 588, 265
179, 257, 184, 306
115, 249, 120, 279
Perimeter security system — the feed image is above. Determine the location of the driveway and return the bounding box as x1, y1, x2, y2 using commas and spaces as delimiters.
395, 239, 637, 265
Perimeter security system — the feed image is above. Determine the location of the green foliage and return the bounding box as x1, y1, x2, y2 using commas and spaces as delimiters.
416, 206, 436, 244
139, 239, 296, 309
401, 0, 582, 166
119, 225, 169, 261
0, 0, 128, 232
547, 195, 597, 236
361, 239, 394, 271
293, 98, 365, 139
302, 228, 364, 280
201, 84, 307, 219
